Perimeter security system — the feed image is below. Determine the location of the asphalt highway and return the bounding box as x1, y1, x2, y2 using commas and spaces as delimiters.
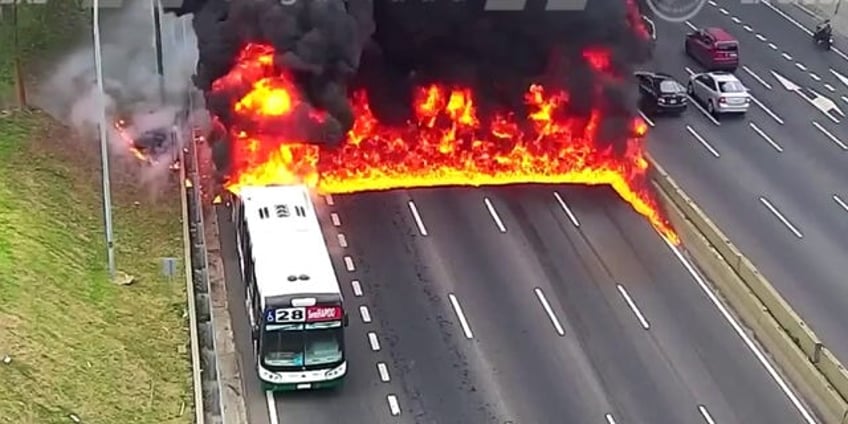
217, 184, 816, 423
644, 1, 848, 365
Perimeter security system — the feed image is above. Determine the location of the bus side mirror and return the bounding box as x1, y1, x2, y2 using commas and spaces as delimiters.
343, 314, 349, 327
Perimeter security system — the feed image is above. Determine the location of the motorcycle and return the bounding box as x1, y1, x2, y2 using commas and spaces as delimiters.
814, 23, 833, 50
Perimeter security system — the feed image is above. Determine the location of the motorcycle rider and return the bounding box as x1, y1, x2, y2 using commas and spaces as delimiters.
815, 19, 833, 44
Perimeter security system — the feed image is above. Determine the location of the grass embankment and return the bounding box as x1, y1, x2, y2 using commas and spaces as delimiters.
0, 5, 191, 424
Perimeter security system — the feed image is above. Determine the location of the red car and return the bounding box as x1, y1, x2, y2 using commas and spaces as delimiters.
685, 27, 739, 71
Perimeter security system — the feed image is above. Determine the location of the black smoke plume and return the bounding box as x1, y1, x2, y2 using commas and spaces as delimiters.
166, 0, 652, 172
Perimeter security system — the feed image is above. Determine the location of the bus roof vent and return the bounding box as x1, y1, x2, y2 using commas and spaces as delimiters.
286, 275, 298, 282
298, 274, 310, 281
272, 203, 307, 218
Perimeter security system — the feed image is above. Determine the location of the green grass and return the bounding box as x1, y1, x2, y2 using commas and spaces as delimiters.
0, 95, 191, 423
0, 3, 89, 103
0, 5, 192, 422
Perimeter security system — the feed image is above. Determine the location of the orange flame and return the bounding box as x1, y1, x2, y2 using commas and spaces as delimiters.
214, 43, 678, 245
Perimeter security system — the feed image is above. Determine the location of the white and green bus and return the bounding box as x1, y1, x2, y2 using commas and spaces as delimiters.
232, 184, 348, 391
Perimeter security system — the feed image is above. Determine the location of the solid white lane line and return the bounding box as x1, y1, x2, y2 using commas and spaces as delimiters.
605, 413, 617, 424
484, 197, 507, 233
325, 194, 334, 206
387, 395, 401, 416
616, 284, 650, 330
731, 16, 741, 24
351, 280, 363, 297
534, 288, 566, 336
768, 42, 778, 50
344, 256, 356, 272
749, 122, 784, 152
407, 200, 429, 236
742, 65, 773, 89
448, 293, 474, 339
377, 362, 390, 382
330, 212, 341, 227
759, 197, 804, 238
750, 95, 785, 124
761, 1, 812, 35
337, 233, 348, 248
685, 21, 698, 31
743, 25, 753, 32
553, 191, 580, 227
795, 62, 807, 71
638, 109, 655, 127
368, 332, 381, 351
686, 126, 721, 158
812, 121, 848, 150
266, 391, 279, 424
359, 305, 372, 323
756, 33, 767, 42
834, 194, 848, 213
663, 239, 817, 424
698, 405, 717, 424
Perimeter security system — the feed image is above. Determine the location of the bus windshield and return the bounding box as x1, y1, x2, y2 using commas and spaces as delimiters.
262, 321, 343, 367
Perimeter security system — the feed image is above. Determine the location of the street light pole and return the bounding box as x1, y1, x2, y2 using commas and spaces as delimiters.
93, 0, 116, 278
151, 0, 166, 102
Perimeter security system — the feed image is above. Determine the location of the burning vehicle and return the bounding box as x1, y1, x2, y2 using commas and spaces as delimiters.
164, 0, 678, 243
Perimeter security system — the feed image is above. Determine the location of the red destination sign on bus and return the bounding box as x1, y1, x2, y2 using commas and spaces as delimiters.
306, 306, 343, 322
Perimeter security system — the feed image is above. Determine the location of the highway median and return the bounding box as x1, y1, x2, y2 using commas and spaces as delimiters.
648, 155, 848, 423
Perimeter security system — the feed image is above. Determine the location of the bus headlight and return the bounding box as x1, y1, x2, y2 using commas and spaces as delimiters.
259, 367, 283, 382
324, 361, 347, 379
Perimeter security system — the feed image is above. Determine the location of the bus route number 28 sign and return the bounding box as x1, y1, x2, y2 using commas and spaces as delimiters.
267, 306, 342, 323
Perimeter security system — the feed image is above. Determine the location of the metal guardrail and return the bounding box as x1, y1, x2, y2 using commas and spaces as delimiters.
179, 142, 205, 424
177, 88, 227, 423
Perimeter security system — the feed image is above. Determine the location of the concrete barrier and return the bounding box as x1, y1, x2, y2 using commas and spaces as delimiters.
647, 155, 848, 423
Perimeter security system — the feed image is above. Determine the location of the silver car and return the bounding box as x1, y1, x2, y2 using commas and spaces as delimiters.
687, 71, 750, 115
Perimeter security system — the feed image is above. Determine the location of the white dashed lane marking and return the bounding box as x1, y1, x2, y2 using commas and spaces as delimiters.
617, 284, 650, 330
387, 395, 401, 416
330, 212, 341, 227
351, 280, 363, 297
407, 200, 429, 236
377, 362, 390, 382
699, 405, 717, 424
749, 122, 784, 152
325, 194, 334, 206
553, 191, 580, 227
448, 293, 474, 339
813, 121, 848, 150
759, 197, 804, 239
344, 256, 355, 272
359, 305, 372, 323
337, 233, 348, 248
484, 197, 507, 233
368, 332, 381, 351
742, 65, 772, 89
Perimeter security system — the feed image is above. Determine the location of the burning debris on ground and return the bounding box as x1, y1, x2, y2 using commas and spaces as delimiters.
164, 0, 677, 243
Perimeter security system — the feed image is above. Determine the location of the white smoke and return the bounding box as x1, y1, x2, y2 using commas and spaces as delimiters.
35, 1, 200, 182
